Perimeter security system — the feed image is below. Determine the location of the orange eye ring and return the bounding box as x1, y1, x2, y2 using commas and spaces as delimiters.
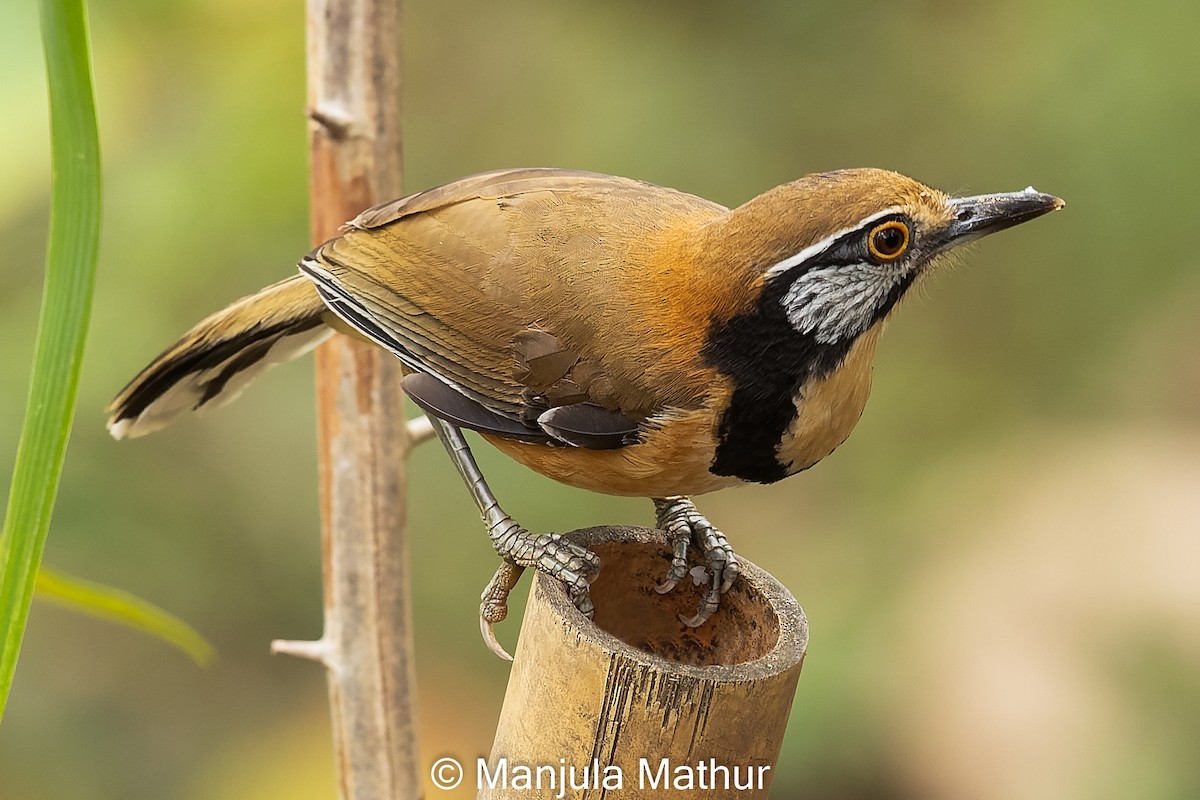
867, 220, 910, 261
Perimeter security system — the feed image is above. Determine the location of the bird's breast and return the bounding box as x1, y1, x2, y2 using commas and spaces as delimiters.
776, 326, 881, 475
706, 311, 883, 484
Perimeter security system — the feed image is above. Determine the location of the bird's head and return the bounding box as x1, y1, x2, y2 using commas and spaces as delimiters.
717, 168, 1064, 345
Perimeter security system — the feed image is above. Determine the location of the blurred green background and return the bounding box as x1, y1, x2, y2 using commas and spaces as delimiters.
3, 0, 1199, 797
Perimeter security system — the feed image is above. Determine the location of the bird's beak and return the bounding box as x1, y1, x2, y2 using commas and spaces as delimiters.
941, 187, 1064, 247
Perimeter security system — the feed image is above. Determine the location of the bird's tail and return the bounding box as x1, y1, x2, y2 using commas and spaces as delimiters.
107, 274, 332, 439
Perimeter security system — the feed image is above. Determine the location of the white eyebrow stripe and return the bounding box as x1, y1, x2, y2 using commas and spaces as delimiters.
763, 206, 904, 279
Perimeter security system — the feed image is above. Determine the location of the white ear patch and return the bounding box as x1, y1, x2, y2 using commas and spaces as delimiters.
782, 262, 906, 343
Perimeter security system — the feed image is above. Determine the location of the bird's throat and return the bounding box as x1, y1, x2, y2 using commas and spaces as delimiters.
703, 278, 876, 483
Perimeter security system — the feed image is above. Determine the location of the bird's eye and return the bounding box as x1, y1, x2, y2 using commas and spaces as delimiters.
867, 221, 910, 261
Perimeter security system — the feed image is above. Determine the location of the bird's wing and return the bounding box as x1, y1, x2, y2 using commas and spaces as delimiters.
302, 168, 727, 446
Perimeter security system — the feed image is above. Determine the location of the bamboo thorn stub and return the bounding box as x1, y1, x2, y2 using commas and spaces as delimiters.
405, 414, 435, 446
271, 637, 334, 664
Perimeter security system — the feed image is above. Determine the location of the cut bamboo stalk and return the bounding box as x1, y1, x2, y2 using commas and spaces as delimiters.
482, 526, 807, 800
269, 0, 419, 797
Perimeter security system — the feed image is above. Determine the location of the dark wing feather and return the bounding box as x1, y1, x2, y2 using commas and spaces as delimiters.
536, 405, 640, 449
401, 373, 548, 442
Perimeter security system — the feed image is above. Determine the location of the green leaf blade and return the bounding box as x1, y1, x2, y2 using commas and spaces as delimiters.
35, 569, 216, 667
0, 0, 103, 720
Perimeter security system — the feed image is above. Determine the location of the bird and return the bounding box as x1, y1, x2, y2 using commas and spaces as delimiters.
107, 167, 1062, 657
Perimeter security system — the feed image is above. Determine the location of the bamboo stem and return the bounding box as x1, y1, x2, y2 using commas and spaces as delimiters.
484, 526, 807, 800
270, 0, 419, 797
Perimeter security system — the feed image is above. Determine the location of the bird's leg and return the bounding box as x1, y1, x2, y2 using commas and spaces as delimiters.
652, 496, 741, 628
428, 416, 601, 658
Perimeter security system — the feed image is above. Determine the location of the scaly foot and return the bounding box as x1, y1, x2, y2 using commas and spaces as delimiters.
652, 496, 741, 627
479, 517, 601, 658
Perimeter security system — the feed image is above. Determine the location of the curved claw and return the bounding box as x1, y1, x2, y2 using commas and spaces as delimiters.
655, 554, 689, 595
719, 557, 741, 594
480, 616, 514, 662
680, 565, 723, 627
679, 605, 716, 628
478, 561, 524, 660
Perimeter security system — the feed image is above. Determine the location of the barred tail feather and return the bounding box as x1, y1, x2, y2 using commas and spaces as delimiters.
107, 274, 331, 439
